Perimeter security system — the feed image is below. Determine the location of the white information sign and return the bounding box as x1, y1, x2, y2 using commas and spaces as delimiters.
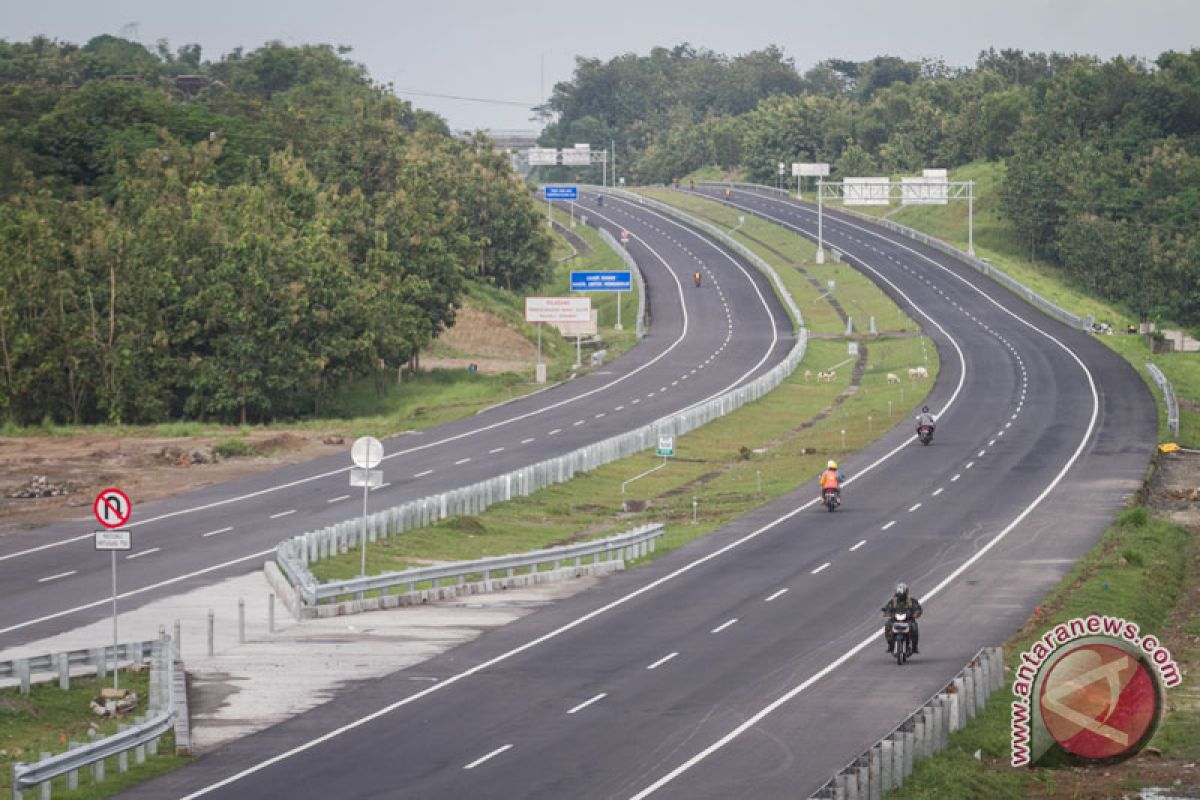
844, 177, 890, 206
901, 176, 948, 206
561, 148, 592, 166
656, 436, 675, 457
525, 297, 592, 323
350, 469, 384, 488
95, 529, 132, 551
527, 148, 559, 166
922, 168, 948, 179
793, 162, 831, 177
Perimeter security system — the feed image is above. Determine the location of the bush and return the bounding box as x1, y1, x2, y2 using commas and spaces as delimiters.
215, 438, 256, 458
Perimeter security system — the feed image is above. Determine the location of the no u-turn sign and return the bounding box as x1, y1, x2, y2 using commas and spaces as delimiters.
94, 487, 132, 529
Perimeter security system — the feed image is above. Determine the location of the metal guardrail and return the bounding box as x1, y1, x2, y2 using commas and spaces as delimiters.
1146, 363, 1180, 437
811, 646, 1005, 798
597, 227, 647, 339
281, 523, 664, 606
0, 640, 156, 692
274, 198, 807, 587
698, 181, 1094, 333
10, 635, 182, 794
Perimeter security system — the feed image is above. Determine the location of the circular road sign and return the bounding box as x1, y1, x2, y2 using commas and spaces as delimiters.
351, 436, 384, 469
94, 487, 132, 529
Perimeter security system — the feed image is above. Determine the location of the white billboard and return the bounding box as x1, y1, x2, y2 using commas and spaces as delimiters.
922, 168, 948, 179
525, 296, 591, 324
560, 147, 592, 166
792, 162, 831, 177
527, 148, 559, 166
901, 176, 948, 206
843, 177, 890, 206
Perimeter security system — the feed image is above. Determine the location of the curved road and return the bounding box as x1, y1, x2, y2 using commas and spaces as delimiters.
129, 186, 1154, 799
0, 194, 794, 650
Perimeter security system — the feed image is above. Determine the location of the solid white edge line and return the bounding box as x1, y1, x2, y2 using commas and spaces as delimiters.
463, 744, 513, 770
711, 618, 738, 634
625, 187, 1102, 800
849, 540, 866, 552
764, 588, 788, 602
202, 526, 234, 537
0, 549, 276, 636
566, 692, 608, 715
647, 652, 679, 670
172, 194, 975, 800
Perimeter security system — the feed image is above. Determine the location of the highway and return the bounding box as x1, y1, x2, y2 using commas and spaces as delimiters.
0, 193, 794, 650
121, 188, 1155, 799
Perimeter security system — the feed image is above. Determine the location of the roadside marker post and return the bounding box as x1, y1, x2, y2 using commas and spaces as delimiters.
94, 488, 132, 689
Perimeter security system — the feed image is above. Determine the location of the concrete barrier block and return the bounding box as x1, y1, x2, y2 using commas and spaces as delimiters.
868, 744, 881, 800
901, 730, 914, 778
891, 734, 905, 788
963, 671, 976, 721
880, 739, 894, 791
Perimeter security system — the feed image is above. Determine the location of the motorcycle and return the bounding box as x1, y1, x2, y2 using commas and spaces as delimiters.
693, 272, 702, 288
822, 487, 841, 512
916, 424, 934, 445
887, 610, 914, 665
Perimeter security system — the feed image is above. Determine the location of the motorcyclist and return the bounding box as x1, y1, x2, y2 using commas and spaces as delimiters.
883, 582, 922, 654
596, 194, 604, 207
693, 271, 702, 287
819, 459, 845, 503
915, 406, 936, 433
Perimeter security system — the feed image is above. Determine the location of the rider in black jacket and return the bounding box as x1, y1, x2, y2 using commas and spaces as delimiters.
883, 582, 922, 654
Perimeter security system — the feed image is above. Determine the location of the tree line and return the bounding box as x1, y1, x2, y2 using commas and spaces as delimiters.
540, 45, 1200, 325
0, 36, 553, 425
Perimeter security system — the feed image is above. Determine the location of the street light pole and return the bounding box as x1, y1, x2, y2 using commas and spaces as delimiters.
816, 178, 826, 264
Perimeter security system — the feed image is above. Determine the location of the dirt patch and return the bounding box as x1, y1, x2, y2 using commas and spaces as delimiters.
430, 307, 536, 361
0, 431, 346, 536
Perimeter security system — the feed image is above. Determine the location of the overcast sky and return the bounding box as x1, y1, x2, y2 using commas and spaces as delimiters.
6, 0, 1198, 131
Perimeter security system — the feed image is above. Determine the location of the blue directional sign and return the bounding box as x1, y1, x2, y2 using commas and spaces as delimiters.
571, 271, 632, 292
543, 185, 579, 201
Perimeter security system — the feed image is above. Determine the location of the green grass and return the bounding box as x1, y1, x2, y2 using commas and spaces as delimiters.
890, 507, 1195, 798
0, 670, 188, 798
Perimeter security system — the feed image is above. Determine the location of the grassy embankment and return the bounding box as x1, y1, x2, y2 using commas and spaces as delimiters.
0, 669, 187, 799
311, 190, 938, 583
887, 506, 1197, 798
0, 214, 639, 448
841, 161, 1197, 447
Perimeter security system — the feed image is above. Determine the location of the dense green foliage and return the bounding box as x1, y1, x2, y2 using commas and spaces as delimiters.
0, 36, 553, 424
543, 45, 1200, 324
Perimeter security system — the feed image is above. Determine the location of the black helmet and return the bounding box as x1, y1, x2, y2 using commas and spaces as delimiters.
895, 582, 909, 601
922, 406, 929, 413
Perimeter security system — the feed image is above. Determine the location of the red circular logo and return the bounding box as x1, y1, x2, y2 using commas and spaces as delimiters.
1038, 642, 1161, 761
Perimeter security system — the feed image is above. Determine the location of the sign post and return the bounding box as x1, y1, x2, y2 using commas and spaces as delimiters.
94, 488, 132, 689
350, 437, 384, 586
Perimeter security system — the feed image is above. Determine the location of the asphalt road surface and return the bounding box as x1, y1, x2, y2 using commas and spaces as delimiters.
120, 188, 1155, 799
0, 192, 794, 651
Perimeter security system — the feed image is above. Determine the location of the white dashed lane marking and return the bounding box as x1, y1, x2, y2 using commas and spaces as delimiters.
489, 447, 504, 454
951, 474, 961, 482
38, 571, 76, 583
711, 618, 739, 634
811, 562, 831, 575
932, 488, 944, 496
414, 469, 433, 478
326, 496, 350, 505
203, 526, 235, 537
269, 510, 295, 519
567, 693, 607, 715
850, 540, 866, 552
463, 744, 513, 770
647, 652, 679, 670
764, 588, 788, 602
908, 503, 922, 512
881, 521, 896, 531
522, 437, 536, 444
126, 547, 161, 560
455, 458, 471, 465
